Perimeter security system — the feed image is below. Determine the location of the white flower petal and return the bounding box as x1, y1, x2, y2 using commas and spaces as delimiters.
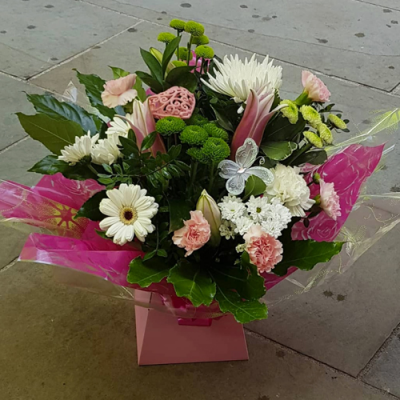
99, 199, 120, 217
107, 188, 124, 209
106, 221, 125, 237
99, 216, 120, 230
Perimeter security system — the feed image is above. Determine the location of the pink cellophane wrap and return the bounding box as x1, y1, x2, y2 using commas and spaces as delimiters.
1, 142, 400, 316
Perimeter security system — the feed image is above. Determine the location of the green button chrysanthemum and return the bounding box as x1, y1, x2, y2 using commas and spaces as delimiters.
300, 105, 322, 128
187, 147, 208, 163
328, 114, 347, 130
184, 21, 205, 37
192, 35, 210, 45
203, 123, 229, 141
186, 113, 209, 126
317, 123, 333, 144
180, 125, 209, 145
194, 45, 214, 59
157, 32, 176, 44
156, 116, 186, 136
175, 47, 193, 61
303, 131, 323, 148
169, 19, 186, 31
172, 60, 187, 67
201, 137, 231, 163
280, 100, 299, 124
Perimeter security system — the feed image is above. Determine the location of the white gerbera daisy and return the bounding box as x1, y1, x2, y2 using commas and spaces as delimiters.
202, 54, 282, 111
91, 134, 121, 165
58, 131, 99, 165
99, 184, 159, 245
106, 114, 134, 137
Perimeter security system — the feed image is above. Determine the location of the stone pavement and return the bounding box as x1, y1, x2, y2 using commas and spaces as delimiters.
1, 0, 400, 399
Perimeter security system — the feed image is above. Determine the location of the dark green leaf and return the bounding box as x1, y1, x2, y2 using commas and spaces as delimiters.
157, 249, 168, 258
119, 135, 139, 157
127, 256, 171, 288
75, 191, 107, 221
140, 48, 164, 85
168, 144, 181, 160
273, 240, 344, 276
243, 175, 266, 200
143, 250, 157, 261
133, 76, 147, 102
26, 94, 102, 134
109, 66, 130, 79
295, 150, 327, 166
168, 198, 191, 232
166, 67, 197, 92
17, 113, 84, 155
264, 114, 306, 142
141, 131, 158, 151
135, 71, 164, 93
167, 261, 216, 307
261, 141, 298, 161
162, 36, 181, 76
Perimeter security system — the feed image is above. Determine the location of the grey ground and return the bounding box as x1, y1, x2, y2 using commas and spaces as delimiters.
1, 0, 400, 399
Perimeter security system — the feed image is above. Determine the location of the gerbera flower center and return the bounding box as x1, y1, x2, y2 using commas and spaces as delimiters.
120, 206, 138, 225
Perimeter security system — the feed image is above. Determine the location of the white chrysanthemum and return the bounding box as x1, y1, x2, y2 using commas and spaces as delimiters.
91, 134, 121, 165
106, 114, 134, 137
202, 54, 282, 110
218, 195, 246, 222
234, 215, 254, 236
99, 184, 159, 245
265, 164, 315, 217
58, 132, 99, 165
219, 219, 237, 240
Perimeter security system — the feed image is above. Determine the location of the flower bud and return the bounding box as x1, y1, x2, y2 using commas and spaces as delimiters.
150, 47, 174, 73
300, 105, 322, 128
303, 131, 323, 148
280, 99, 298, 124
196, 189, 221, 247
317, 123, 333, 145
328, 114, 347, 130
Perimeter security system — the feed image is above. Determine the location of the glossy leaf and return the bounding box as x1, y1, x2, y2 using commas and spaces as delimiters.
168, 198, 191, 232
136, 71, 164, 93
261, 141, 297, 161
264, 114, 306, 142
141, 131, 157, 151
75, 191, 107, 221
295, 150, 328, 166
133, 76, 147, 102
127, 256, 171, 288
162, 36, 181, 76
140, 48, 164, 85
17, 113, 84, 155
166, 66, 197, 92
243, 175, 266, 200
167, 261, 216, 307
109, 66, 130, 79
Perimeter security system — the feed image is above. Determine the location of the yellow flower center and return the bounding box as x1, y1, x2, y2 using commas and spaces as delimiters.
120, 206, 138, 225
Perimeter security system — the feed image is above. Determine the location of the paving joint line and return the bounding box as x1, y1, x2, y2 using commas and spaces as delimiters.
353, 0, 399, 11
391, 82, 400, 95
0, 257, 18, 273
0, 136, 29, 155
244, 327, 400, 399
26, 20, 144, 82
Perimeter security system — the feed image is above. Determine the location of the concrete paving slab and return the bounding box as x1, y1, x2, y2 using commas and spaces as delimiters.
247, 224, 400, 377
359, 0, 400, 11
0, 262, 394, 400
82, 0, 400, 90
0, 0, 138, 78
362, 326, 400, 397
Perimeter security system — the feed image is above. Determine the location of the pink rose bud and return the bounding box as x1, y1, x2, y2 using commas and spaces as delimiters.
243, 225, 283, 273
172, 210, 211, 257
301, 70, 331, 103
101, 74, 137, 108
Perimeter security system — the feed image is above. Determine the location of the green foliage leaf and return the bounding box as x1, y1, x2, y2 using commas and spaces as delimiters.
168, 198, 191, 232
295, 150, 327, 166
133, 76, 147, 102
140, 48, 164, 85
26, 94, 102, 134
261, 141, 297, 161
162, 36, 181, 76
135, 71, 164, 93
109, 66, 130, 79
28, 155, 97, 181
243, 175, 266, 200
166, 66, 197, 92
127, 256, 171, 288
264, 114, 306, 142
75, 70, 117, 119
167, 261, 216, 307
141, 131, 157, 151
17, 113, 84, 155
75, 191, 107, 221
273, 240, 344, 276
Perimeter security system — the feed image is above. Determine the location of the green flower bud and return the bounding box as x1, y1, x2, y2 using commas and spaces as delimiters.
201, 137, 231, 164
196, 189, 221, 247
317, 123, 333, 145
169, 19, 186, 31
280, 100, 299, 124
156, 116, 186, 136
157, 32, 176, 44
171, 60, 187, 67
313, 172, 321, 184
180, 125, 209, 145
185, 113, 209, 126
192, 35, 210, 45
328, 114, 347, 130
203, 123, 229, 141
303, 131, 323, 148
184, 21, 205, 37
194, 45, 214, 59
300, 105, 322, 128
150, 47, 174, 73
175, 47, 193, 61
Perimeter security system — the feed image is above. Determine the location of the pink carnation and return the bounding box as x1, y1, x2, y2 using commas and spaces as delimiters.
302, 71, 331, 103
101, 74, 137, 108
172, 210, 211, 257
243, 225, 283, 273
319, 179, 341, 221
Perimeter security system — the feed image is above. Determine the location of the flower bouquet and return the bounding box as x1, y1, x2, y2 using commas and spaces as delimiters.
2, 19, 400, 365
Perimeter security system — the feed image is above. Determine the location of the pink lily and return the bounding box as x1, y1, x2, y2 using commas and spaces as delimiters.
230, 89, 285, 158
121, 99, 166, 156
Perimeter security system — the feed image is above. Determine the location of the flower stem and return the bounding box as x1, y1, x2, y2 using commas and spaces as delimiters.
187, 35, 193, 64
88, 164, 98, 176
188, 160, 198, 197
207, 163, 216, 193
288, 143, 312, 166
